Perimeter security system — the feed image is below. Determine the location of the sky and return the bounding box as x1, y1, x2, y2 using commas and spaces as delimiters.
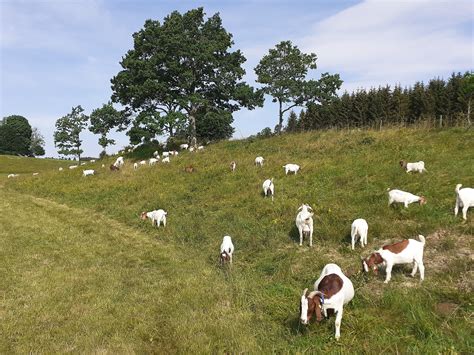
1, 0, 472, 157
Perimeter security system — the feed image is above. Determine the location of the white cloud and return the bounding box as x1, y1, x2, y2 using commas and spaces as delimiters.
300, 0, 473, 91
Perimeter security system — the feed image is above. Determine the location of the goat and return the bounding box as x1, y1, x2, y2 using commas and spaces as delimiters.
230, 161, 236, 172
101, 164, 105, 168
362, 235, 426, 283
197, 145, 204, 151
110, 164, 120, 171
32, 173, 39, 176
296, 204, 314, 246
58, 167, 64, 171
399, 160, 426, 173
387, 189, 426, 208
149, 158, 158, 166
7, 174, 19, 178
162, 151, 170, 157
90, 159, 96, 163
133, 162, 138, 170
189, 147, 195, 152
69, 165, 78, 170
300, 263, 354, 340
351, 218, 368, 250
255, 156, 264, 167
283, 163, 300, 175
262, 178, 274, 201
170, 150, 179, 156
80, 162, 86, 166
180, 144, 189, 150
220, 235, 234, 264
184, 165, 195, 173
153, 151, 159, 157
140, 209, 167, 227
114, 156, 124, 168
454, 184, 474, 220
162, 157, 170, 163
82, 169, 95, 177
139, 160, 146, 166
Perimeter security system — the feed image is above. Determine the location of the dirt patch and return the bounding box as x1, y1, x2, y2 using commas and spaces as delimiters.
435, 302, 459, 317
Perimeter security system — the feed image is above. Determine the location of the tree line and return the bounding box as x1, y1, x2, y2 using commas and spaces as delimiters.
0, 115, 45, 156
285, 72, 473, 133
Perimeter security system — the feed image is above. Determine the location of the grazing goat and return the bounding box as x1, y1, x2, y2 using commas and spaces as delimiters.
180, 144, 189, 150
162, 151, 170, 157
220, 235, 234, 264
141, 209, 167, 227
387, 189, 426, 208
114, 156, 124, 168
262, 178, 274, 201
149, 158, 158, 166
362, 235, 426, 283
255, 156, 264, 167
197, 145, 204, 151
184, 165, 195, 173
283, 163, 300, 175
454, 184, 474, 220
80, 162, 86, 166
189, 147, 195, 152
139, 160, 146, 166
32, 173, 39, 176
58, 167, 64, 171
170, 150, 179, 156
82, 169, 95, 177
110, 164, 120, 171
399, 160, 426, 173
162, 157, 170, 163
296, 204, 314, 246
300, 263, 354, 340
133, 162, 138, 170
351, 218, 368, 250
90, 159, 96, 163
153, 151, 159, 157
101, 164, 105, 168
230, 161, 236, 172
69, 165, 78, 170
7, 174, 19, 178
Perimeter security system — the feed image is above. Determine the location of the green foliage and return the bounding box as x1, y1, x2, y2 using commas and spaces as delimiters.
297, 72, 471, 130
54, 106, 88, 160
89, 102, 123, 153
0, 115, 32, 155
111, 8, 263, 145
285, 110, 299, 132
30, 127, 45, 156
3, 128, 473, 353
255, 40, 342, 133
196, 108, 234, 142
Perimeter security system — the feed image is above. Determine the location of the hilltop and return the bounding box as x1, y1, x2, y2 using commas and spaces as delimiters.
1, 127, 473, 353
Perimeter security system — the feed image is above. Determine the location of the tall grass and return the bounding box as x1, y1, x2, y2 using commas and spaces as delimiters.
2, 127, 473, 353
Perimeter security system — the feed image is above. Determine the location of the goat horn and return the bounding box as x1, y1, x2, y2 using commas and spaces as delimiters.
302, 288, 308, 297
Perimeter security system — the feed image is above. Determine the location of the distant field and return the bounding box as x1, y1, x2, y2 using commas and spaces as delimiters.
2, 127, 473, 353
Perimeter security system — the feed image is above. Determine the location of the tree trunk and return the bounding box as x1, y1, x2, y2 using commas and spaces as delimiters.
278, 100, 283, 134
189, 108, 197, 147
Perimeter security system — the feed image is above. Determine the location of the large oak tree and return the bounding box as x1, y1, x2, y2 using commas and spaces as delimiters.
111, 8, 263, 146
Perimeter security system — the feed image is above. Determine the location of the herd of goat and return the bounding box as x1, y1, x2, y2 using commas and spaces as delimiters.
6, 144, 474, 340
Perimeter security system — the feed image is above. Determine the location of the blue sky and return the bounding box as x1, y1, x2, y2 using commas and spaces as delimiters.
1, 0, 472, 157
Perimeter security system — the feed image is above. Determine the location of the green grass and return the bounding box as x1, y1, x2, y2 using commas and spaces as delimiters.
1, 127, 473, 353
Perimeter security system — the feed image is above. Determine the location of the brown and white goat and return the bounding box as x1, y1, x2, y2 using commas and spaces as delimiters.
230, 161, 236, 172
219, 236, 234, 264
362, 235, 426, 283
300, 264, 354, 340
110, 164, 120, 171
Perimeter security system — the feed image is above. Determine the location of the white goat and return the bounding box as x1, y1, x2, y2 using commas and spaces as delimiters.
400, 160, 426, 173
82, 169, 95, 177
262, 178, 274, 201
90, 159, 96, 163
351, 218, 368, 250
80, 162, 86, 166
180, 144, 189, 150
32, 173, 39, 176
133, 162, 138, 170
283, 163, 300, 175
387, 189, 426, 208
220, 235, 234, 264
101, 164, 105, 168
114, 156, 124, 168
149, 158, 158, 166
153, 151, 159, 157
162, 157, 170, 163
255, 156, 264, 167
58, 167, 64, 171
197, 145, 204, 151
300, 263, 354, 340
295, 204, 314, 246
7, 174, 19, 178
189, 147, 195, 152
141, 209, 167, 227
363, 235, 426, 283
230, 161, 236, 172
162, 151, 170, 157
139, 160, 147, 166
69, 165, 78, 170
455, 184, 474, 220
170, 150, 179, 156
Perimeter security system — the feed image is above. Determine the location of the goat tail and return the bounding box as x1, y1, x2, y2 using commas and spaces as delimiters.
455, 184, 462, 194
418, 235, 426, 245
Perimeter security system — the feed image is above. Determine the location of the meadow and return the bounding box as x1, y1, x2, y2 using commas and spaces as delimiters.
1, 127, 473, 353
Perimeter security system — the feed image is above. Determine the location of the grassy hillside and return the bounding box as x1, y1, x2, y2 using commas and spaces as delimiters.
2, 128, 473, 353
0, 155, 65, 176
